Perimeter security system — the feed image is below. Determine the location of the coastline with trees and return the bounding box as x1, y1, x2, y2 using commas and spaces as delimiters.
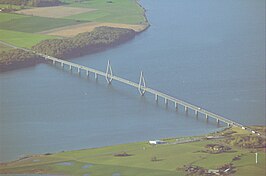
0, 0, 149, 72
0, 26, 137, 72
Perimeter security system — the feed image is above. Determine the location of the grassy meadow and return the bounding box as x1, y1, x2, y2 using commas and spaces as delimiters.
0, 15, 85, 33
61, 0, 147, 24
0, 12, 28, 23
0, 29, 55, 49
0, 127, 265, 176
0, 13, 59, 51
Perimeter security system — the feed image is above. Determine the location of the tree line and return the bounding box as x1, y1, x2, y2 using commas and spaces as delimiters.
225, 135, 266, 149
32, 26, 136, 59
0, 49, 42, 72
0, 27, 136, 72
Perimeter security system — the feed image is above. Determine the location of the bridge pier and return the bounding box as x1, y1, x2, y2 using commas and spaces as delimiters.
95, 73, 98, 80
155, 94, 158, 102
175, 102, 178, 110
69, 65, 72, 71
53, 60, 55, 65
77, 67, 80, 75
195, 110, 198, 117
185, 106, 188, 112
216, 119, 220, 124
86, 70, 89, 76
164, 98, 168, 105
61, 62, 64, 68
205, 114, 208, 120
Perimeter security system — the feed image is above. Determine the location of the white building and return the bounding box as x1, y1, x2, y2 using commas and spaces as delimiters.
149, 140, 166, 145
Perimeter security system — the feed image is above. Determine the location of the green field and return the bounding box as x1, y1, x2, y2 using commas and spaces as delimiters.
1, 127, 265, 176
0, 29, 55, 49
0, 13, 85, 33
62, 0, 147, 24
0, 12, 28, 23
0, 12, 84, 51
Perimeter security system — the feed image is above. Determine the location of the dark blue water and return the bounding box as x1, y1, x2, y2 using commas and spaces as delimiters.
0, 0, 265, 162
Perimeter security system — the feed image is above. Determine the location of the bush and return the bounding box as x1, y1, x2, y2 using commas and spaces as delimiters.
205, 144, 231, 154
151, 156, 157, 162
114, 152, 132, 157
225, 135, 266, 149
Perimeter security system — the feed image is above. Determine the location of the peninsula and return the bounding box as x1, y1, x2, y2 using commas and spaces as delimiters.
0, 0, 149, 72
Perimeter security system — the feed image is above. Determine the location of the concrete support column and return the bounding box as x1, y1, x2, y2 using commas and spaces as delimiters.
61, 62, 64, 68
155, 94, 158, 101
195, 110, 198, 116
95, 73, 98, 80
185, 106, 188, 112
205, 114, 208, 120
86, 70, 89, 76
69, 65, 72, 71
175, 102, 178, 110
53, 60, 55, 64
77, 67, 80, 75
164, 98, 168, 105
217, 119, 219, 124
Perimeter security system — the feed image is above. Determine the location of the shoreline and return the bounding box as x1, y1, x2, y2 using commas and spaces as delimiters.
0, 25, 149, 73
0, 126, 265, 175
0, 126, 228, 164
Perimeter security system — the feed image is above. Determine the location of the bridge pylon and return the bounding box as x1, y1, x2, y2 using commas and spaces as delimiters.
105, 60, 113, 84
138, 71, 146, 96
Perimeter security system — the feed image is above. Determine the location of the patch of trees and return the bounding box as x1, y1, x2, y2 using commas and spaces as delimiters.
114, 152, 132, 157
181, 165, 206, 176
204, 144, 231, 154
150, 156, 163, 162
0, 27, 136, 72
253, 126, 266, 134
0, 0, 63, 7
0, 49, 42, 72
32, 26, 136, 59
0, 6, 17, 13
180, 164, 235, 176
225, 135, 266, 149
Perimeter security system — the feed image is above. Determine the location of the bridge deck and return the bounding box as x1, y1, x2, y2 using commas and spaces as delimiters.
40, 53, 244, 128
